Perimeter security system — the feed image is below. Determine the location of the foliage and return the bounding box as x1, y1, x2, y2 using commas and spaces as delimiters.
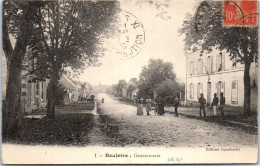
138, 59, 177, 99
22, 1, 120, 118
155, 79, 179, 104
179, 1, 258, 65
56, 84, 67, 106
179, 1, 258, 116
28, 1, 120, 81
2, 0, 44, 138
116, 79, 127, 95
127, 84, 137, 93
135, 0, 172, 20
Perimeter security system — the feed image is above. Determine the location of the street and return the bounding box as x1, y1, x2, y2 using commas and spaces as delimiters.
85, 93, 257, 147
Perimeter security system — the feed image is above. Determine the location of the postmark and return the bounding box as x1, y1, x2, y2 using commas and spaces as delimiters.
223, 0, 258, 27
116, 11, 145, 59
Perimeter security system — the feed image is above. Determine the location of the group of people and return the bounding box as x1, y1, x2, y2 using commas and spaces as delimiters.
198, 92, 226, 117
136, 95, 180, 117
136, 92, 226, 117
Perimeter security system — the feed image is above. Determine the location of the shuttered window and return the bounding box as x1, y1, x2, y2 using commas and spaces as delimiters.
197, 83, 203, 98
231, 80, 238, 103
207, 56, 212, 73
190, 83, 194, 99
216, 53, 225, 71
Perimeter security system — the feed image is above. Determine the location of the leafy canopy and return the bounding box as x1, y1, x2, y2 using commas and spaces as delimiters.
138, 59, 177, 98
179, 1, 258, 66
27, 0, 120, 81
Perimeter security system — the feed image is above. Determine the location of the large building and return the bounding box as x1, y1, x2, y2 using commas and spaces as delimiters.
185, 49, 258, 110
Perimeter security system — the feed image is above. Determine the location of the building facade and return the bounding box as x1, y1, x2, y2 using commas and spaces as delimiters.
2, 54, 49, 113
185, 49, 258, 110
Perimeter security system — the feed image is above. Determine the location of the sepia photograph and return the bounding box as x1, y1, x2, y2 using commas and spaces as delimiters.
1, 0, 258, 164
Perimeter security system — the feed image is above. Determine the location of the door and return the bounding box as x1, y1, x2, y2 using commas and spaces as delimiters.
207, 82, 211, 106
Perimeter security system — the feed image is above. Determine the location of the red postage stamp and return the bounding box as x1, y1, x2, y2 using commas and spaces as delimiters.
223, 0, 258, 26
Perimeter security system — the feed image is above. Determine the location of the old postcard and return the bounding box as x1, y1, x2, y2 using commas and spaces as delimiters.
1, 0, 258, 164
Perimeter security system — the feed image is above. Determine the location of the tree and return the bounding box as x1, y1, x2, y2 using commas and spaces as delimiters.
138, 59, 177, 99
179, 1, 258, 116
28, 1, 120, 119
116, 79, 127, 95
127, 84, 137, 98
2, 0, 41, 138
155, 79, 179, 104
135, 0, 172, 20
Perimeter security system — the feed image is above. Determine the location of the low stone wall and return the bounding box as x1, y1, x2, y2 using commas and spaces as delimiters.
24, 101, 47, 113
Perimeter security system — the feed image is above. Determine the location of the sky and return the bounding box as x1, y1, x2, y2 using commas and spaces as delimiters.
78, 0, 197, 86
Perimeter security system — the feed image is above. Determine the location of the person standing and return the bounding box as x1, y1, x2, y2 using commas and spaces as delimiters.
36, 91, 41, 110
212, 93, 219, 116
173, 96, 179, 116
137, 97, 144, 115
220, 92, 226, 116
198, 93, 206, 117
146, 96, 152, 115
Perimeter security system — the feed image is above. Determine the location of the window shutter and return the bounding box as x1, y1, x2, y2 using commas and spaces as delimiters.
190, 61, 193, 75
215, 82, 218, 93
192, 83, 193, 99
222, 53, 225, 70
187, 84, 190, 99
190, 62, 192, 75
206, 57, 209, 73
192, 62, 194, 75
211, 56, 213, 73
196, 60, 198, 75
201, 59, 203, 74
197, 83, 200, 98
231, 80, 238, 103
221, 81, 225, 96
190, 84, 192, 99
216, 54, 219, 71
201, 83, 203, 94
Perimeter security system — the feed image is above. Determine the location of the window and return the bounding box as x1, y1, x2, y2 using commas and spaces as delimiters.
31, 83, 35, 103
189, 61, 195, 76
215, 81, 225, 98
42, 82, 44, 99
36, 81, 39, 95
199, 59, 203, 74
190, 83, 194, 99
207, 56, 212, 73
231, 80, 238, 103
196, 59, 203, 75
216, 52, 225, 71
197, 83, 203, 98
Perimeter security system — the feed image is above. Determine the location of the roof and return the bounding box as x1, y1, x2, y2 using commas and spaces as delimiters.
59, 75, 79, 91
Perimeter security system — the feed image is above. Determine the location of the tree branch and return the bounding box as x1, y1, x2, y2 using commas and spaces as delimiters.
37, 7, 52, 57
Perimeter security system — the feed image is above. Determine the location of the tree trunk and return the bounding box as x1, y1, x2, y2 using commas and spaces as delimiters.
3, 45, 24, 139
243, 61, 251, 116
2, 10, 34, 139
46, 72, 58, 119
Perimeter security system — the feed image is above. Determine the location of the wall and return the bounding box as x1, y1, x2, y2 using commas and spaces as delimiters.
186, 49, 257, 111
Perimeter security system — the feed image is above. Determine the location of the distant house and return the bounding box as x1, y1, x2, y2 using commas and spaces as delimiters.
59, 75, 80, 105
122, 86, 128, 98
185, 49, 258, 111
122, 78, 138, 101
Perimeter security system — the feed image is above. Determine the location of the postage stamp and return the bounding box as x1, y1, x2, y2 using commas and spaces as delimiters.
116, 11, 145, 59
223, 0, 258, 27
